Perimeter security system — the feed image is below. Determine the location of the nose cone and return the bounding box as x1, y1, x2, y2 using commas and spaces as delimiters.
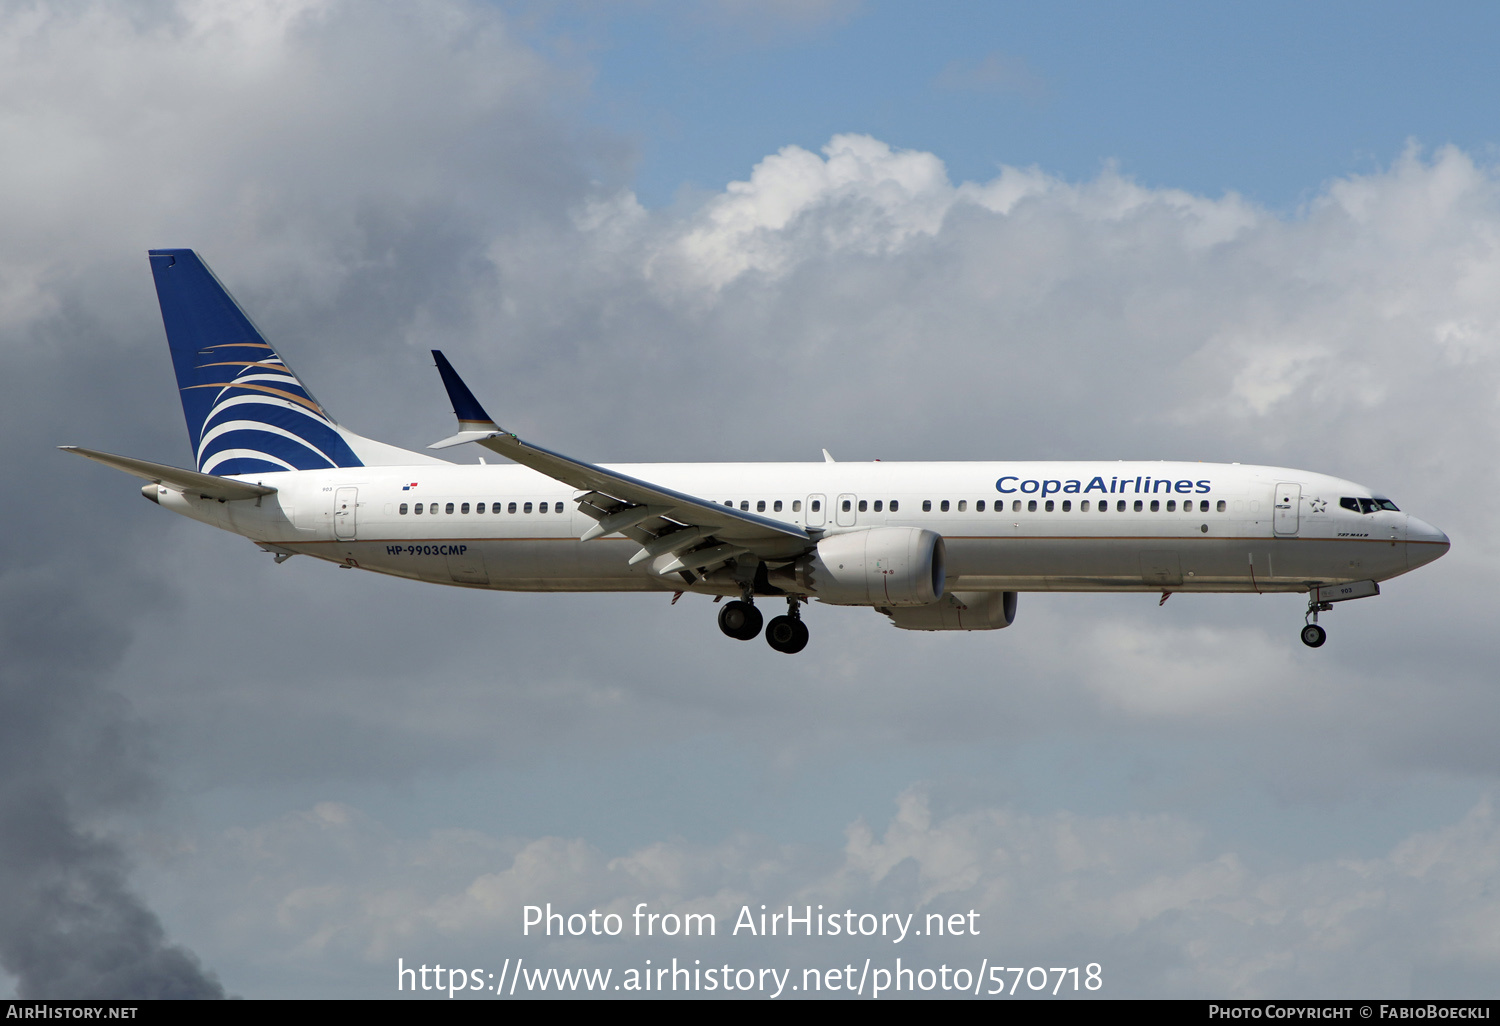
1406, 516, 1450, 570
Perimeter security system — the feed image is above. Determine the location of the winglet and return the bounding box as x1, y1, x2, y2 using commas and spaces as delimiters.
429, 350, 503, 449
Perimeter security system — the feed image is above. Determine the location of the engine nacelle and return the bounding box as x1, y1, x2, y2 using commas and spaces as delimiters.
800, 528, 945, 606
882, 590, 1018, 631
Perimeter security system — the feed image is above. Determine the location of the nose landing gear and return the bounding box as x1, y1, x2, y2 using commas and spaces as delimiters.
1301, 596, 1332, 648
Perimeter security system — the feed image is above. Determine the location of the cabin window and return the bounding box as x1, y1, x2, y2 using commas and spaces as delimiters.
478, 502, 487, 513
957, 500, 967, 512
1116, 500, 1126, 512
1081, 500, 1090, 512
976, 500, 985, 512
443, 502, 452, 514
774, 500, 783, 512
793, 500, 802, 512
1027, 499, 1037, 512
1133, 500, 1143, 512
1166, 500, 1175, 512
856, 499, 866, 512
841, 499, 851, 513
811, 499, 821, 512
461, 502, 470, 514
889, 500, 899, 512
1061, 500, 1071, 512
524, 502, 533, 514
1048, 499, 1057, 512
756, 500, 766, 512
739, 500, 748, 511
1216, 500, 1226, 512
940, 500, 950, 512
508, 502, 517, 513
923, 500, 932, 512
1149, 499, 1159, 512
399, 503, 409, 515
873, 499, 883, 512
1013, 500, 1022, 512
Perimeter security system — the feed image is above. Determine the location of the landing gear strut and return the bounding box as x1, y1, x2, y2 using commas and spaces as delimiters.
765, 599, 810, 654
1302, 598, 1331, 648
718, 599, 763, 641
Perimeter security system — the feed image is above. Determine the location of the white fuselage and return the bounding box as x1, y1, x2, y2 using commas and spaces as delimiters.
151, 459, 1449, 598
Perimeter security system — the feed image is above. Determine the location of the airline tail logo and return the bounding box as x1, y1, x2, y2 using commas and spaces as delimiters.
186, 343, 361, 475
149, 249, 363, 476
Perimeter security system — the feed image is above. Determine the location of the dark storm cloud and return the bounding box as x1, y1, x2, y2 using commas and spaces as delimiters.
0, 309, 223, 996
0, 0, 610, 997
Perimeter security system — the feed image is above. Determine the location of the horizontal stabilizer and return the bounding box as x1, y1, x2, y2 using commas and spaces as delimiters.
60, 446, 277, 501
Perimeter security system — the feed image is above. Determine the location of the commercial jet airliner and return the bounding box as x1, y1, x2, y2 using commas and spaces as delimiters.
64, 250, 1449, 653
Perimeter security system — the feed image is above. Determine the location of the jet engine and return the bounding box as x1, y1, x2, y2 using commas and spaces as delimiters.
882, 590, 1018, 631
797, 527, 945, 606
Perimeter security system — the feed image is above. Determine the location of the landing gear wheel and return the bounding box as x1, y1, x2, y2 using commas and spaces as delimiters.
1300, 623, 1327, 648
765, 615, 810, 654
718, 600, 763, 640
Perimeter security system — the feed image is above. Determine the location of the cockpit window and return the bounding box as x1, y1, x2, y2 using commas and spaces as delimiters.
1342, 496, 1401, 514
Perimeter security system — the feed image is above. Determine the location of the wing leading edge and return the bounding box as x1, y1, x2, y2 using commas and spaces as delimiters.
427, 351, 812, 578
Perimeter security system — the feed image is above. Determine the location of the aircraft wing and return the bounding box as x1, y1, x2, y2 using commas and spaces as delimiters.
60, 446, 278, 500
427, 352, 812, 574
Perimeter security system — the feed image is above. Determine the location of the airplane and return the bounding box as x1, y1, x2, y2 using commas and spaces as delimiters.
63, 249, 1450, 654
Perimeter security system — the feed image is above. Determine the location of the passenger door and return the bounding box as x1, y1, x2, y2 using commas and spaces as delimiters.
334, 487, 358, 540
1274, 482, 1301, 536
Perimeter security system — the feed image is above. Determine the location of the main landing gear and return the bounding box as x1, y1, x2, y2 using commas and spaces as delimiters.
765, 601, 810, 654
717, 597, 810, 654
717, 599, 763, 641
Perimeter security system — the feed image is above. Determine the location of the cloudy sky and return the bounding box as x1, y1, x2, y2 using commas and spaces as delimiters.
4, 0, 1500, 1000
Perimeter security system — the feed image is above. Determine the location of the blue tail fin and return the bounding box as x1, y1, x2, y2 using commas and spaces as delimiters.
148, 249, 364, 475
